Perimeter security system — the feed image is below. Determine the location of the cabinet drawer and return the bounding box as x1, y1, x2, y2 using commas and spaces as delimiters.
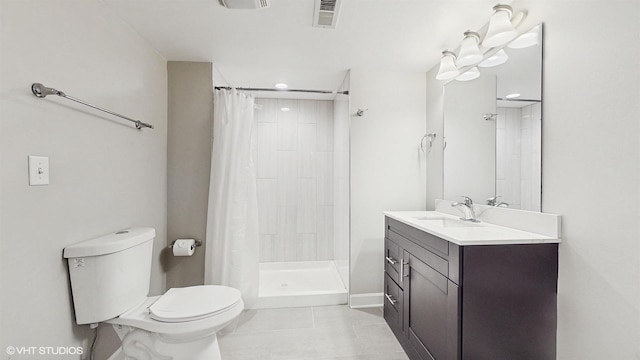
386, 217, 461, 285
387, 217, 449, 257
389, 230, 449, 279
384, 273, 403, 333
385, 238, 402, 285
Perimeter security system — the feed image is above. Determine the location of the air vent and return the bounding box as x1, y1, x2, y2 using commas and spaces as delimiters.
313, 0, 342, 29
320, 0, 336, 11
218, 0, 270, 10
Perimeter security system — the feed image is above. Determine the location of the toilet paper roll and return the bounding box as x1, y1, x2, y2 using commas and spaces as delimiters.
172, 239, 196, 257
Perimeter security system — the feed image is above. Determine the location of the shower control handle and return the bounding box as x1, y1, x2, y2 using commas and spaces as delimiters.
385, 256, 398, 265
385, 293, 398, 305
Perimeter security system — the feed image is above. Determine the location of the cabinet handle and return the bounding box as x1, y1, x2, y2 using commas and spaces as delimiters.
385, 256, 398, 265
385, 293, 397, 305
400, 259, 409, 283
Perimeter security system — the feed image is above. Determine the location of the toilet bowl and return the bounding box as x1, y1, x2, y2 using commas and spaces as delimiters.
109, 285, 243, 360
63, 228, 243, 360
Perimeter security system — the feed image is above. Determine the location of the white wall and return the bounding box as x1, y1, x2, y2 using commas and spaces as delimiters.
0, 1, 167, 357
515, 2, 640, 358
427, 1, 640, 358
349, 70, 427, 302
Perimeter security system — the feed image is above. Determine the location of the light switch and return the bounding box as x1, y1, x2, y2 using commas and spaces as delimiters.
28, 155, 50, 186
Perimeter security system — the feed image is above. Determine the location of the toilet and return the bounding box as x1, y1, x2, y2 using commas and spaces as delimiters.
64, 227, 243, 360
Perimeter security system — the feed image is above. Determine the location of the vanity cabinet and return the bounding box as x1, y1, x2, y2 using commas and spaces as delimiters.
384, 217, 558, 360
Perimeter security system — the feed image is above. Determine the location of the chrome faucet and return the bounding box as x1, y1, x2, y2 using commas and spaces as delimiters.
451, 196, 479, 222
487, 195, 509, 207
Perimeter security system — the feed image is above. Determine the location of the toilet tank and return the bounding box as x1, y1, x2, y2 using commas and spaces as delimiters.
63, 227, 155, 325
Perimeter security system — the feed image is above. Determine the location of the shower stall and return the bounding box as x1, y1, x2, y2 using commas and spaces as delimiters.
251, 95, 350, 309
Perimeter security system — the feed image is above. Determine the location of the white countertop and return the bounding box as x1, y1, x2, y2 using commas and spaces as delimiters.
384, 211, 561, 246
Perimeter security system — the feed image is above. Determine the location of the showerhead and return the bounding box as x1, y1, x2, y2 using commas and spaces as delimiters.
31, 83, 64, 98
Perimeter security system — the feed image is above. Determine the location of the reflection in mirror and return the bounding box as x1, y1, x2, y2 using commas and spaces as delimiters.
443, 24, 542, 211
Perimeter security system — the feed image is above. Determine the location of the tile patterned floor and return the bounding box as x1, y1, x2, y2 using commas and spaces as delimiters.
218, 305, 409, 360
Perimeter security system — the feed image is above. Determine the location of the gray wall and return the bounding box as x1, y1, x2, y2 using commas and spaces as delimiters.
166, 62, 213, 288
0, 1, 167, 356
426, 1, 640, 357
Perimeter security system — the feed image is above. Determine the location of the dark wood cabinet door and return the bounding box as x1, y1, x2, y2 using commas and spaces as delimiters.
404, 251, 459, 360
460, 244, 558, 360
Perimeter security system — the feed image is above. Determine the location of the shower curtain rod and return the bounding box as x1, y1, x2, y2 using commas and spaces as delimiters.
214, 86, 349, 95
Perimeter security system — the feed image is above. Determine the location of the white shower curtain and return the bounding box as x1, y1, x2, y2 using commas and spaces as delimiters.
204, 89, 259, 307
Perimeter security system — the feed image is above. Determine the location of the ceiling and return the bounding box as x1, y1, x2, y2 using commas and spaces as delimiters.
103, 0, 515, 93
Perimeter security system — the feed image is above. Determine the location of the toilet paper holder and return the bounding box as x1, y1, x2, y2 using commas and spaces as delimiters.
168, 239, 203, 248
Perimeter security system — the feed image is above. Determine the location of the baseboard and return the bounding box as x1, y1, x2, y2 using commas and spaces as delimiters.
349, 293, 383, 308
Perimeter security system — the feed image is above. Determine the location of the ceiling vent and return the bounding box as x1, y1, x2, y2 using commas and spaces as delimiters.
313, 0, 342, 29
218, 0, 270, 10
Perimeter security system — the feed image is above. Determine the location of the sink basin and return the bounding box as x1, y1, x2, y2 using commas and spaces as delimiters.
420, 218, 482, 228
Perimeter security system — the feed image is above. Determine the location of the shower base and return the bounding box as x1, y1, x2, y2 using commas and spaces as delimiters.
252, 261, 348, 309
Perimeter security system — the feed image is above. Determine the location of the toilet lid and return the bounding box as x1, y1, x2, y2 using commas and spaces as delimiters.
149, 285, 242, 323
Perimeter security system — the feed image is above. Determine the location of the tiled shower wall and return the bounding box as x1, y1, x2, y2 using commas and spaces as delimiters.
496, 102, 542, 211
254, 98, 335, 262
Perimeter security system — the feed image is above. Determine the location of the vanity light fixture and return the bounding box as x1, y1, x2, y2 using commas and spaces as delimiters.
456, 31, 483, 67
478, 49, 509, 67
435, 50, 460, 81
505, 93, 521, 99
482, 4, 518, 48
433, 3, 526, 80
274, 83, 288, 89
456, 67, 481, 82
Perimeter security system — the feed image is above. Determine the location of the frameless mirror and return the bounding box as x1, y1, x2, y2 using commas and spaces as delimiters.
443, 24, 543, 211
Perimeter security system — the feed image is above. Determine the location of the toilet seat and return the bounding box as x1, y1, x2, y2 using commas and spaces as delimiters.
107, 285, 244, 336
150, 285, 242, 323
